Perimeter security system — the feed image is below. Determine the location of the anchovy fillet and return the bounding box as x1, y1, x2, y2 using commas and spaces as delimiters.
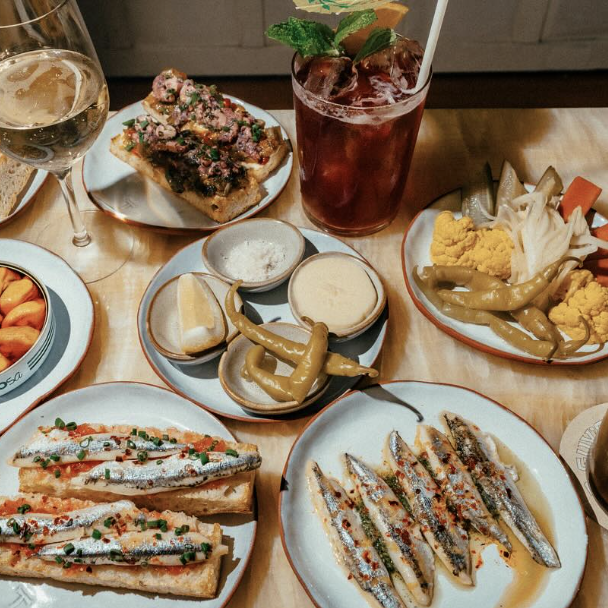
74, 451, 262, 495
308, 461, 406, 608
36, 530, 227, 566
417, 425, 511, 550
443, 413, 560, 568
0, 501, 143, 545
386, 431, 472, 585
11, 429, 187, 467
345, 454, 435, 607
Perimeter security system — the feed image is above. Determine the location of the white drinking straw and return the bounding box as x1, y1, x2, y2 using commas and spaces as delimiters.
405, 0, 449, 94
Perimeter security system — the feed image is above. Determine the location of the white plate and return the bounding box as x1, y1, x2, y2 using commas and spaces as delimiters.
280, 381, 588, 608
0, 382, 257, 607
0, 239, 94, 432
82, 100, 293, 234
0, 170, 48, 229
402, 188, 608, 365
137, 228, 388, 423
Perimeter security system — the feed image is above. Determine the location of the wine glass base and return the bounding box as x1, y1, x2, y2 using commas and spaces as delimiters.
34, 210, 134, 283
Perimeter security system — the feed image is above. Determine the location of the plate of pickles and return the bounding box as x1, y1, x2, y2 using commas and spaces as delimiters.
402, 161, 608, 364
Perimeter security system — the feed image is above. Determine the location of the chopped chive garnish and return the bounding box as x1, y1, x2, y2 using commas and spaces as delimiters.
23, 531, 33, 542
122, 118, 135, 127
162, 434, 169, 441
55, 556, 63, 564
63, 560, 72, 569
155, 533, 162, 540
125, 142, 135, 152
54, 469, 61, 478
137, 451, 148, 463
225, 449, 238, 457
63, 543, 75, 555
156, 460, 163, 465
127, 439, 136, 449
28, 543, 35, 550
103, 441, 111, 447
170, 438, 177, 444
76, 549, 83, 557
139, 520, 147, 532
175, 525, 190, 536
17, 504, 31, 515
11, 521, 20, 534
74, 558, 83, 564
77, 450, 86, 461
131, 428, 137, 436
54, 418, 65, 429
104, 469, 110, 480
199, 452, 209, 465
201, 542, 211, 558
66, 422, 77, 431
92, 529, 102, 540
152, 437, 162, 447
138, 430, 149, 440
109, 549, 124, 562
79, 437, 92, 448
188, 448, 195, 456
49, 454, 60, 462
103, 517, 116, 528
33, 456, 41, 463
40, 459, 50, 470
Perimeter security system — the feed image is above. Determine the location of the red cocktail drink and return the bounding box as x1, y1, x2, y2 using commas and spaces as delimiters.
292, 39, 430, 236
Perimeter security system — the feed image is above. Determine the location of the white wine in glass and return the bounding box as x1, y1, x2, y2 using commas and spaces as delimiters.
0, 0, 133, 283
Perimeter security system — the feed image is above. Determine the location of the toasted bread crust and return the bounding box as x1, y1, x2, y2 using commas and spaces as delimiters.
17, 425, 257, 515
110, 133, 261, 223
0, 494, 223, 598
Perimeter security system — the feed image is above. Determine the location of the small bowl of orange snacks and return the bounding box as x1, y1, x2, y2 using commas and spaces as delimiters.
0, 262, 54, 395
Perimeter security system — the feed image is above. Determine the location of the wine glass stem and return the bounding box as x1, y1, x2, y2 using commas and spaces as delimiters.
55, 168, 91, 247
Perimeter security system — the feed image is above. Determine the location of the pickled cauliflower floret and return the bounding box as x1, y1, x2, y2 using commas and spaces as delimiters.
429, 210, 513, 280
549, 270, 608, 344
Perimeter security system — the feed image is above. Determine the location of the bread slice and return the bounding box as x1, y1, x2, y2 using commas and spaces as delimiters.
17, 424, 258, 516
110, 133, 261, 223
0, 154, 35, 219
0, 494, 223, 598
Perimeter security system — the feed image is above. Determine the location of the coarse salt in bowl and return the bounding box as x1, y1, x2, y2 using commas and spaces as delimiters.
202, 218, 305, 292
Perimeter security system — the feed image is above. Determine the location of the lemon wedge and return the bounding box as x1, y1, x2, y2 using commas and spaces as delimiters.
342, 2, 409, 55
177, 273, 226, 354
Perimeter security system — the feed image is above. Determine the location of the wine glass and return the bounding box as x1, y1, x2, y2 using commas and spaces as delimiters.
0, 0, 133, 283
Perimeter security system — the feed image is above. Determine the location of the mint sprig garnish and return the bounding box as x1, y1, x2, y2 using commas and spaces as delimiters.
353, 27, 396, 63
334, 10, 377, 45
266, 18, 341, 57
266, 10, 382, 58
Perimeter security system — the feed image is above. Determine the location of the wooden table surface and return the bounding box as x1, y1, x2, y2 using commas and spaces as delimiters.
2, 108, 608, 607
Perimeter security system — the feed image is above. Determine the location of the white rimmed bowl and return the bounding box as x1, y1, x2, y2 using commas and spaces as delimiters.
202, 218, 305, 292
288, 251, 386, 341
146, 272, 243, 366
0, 261, 55, 396
218, 322, 330, 414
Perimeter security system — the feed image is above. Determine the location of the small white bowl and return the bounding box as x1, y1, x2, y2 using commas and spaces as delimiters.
0, 262, 55, 396
288, 252, 387, 342
146, 272, 243, 366
218, 322, 330, 414
202, 218, 305, 292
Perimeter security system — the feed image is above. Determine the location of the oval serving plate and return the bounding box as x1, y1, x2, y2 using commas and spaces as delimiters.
0, 382, 257, 608
0, 169, 48, 230
280, 380, 588, 608
82, 100, 293, 234
137, 227, 388, 423
0, 239, 94, 433
402, 187, 608, 365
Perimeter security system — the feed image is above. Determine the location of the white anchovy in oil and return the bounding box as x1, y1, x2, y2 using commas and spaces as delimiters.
12, 429, 187, 467
36, 530, 228, 566
74, 450, 262, 495
0, 501, 144, 544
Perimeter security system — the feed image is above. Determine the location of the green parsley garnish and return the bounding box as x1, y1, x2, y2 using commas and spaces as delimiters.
92, 529, 102, 540
54, 417, 65, 429
103, 517, 116, 528
49, 454, 60, 462
174, 525, 190, 536
77, 450, 86, 461
17, 504, 31, 515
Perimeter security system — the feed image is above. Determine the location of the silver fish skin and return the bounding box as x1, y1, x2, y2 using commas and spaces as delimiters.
417, 425, 511, 551
443, 412, 560, 568
11, 428, 187, 467
307, 461, 406, 608
36, 530, 227, 566
0, 501, 143, 545
74, 450, 262, 495
386, 431, 472, 585
345, 454, 435, 607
